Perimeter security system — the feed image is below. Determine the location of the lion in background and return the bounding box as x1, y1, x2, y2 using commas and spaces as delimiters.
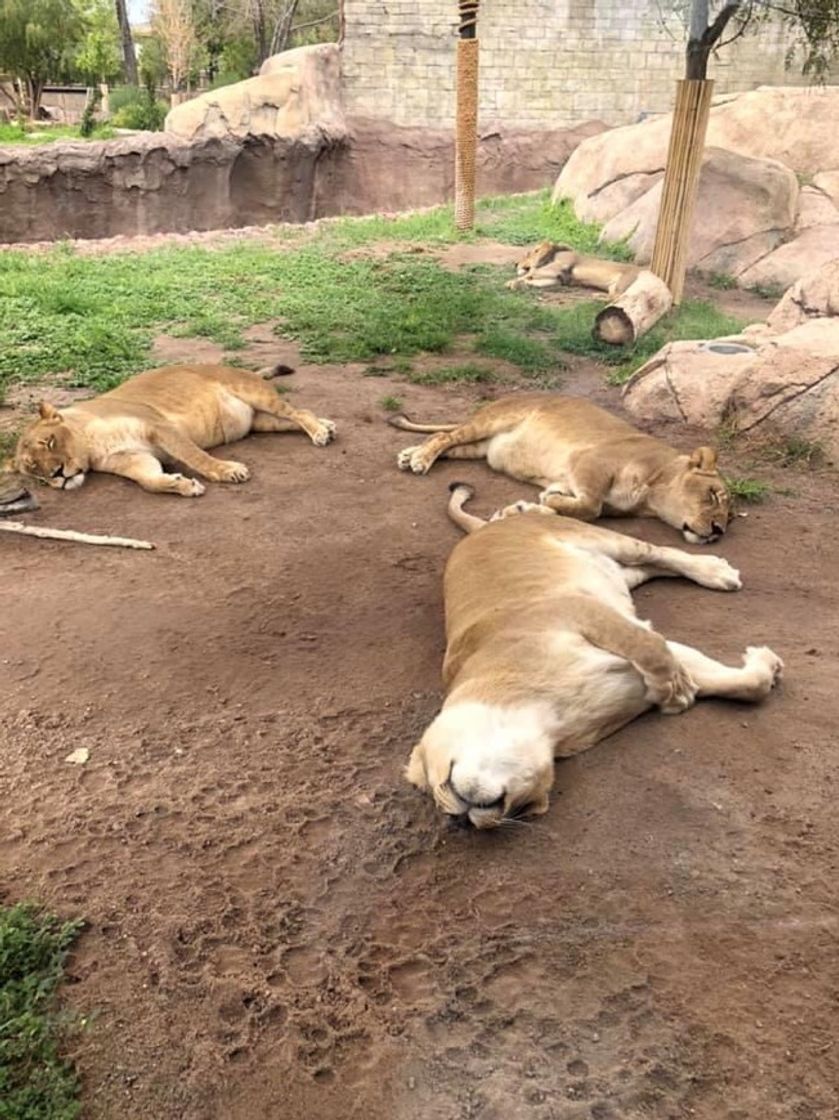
506, 241, 640, 297
12, 363, 336, 498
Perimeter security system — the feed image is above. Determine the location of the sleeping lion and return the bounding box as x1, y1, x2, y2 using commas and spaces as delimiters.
13, 363, 336, 498
392, 392, 731, 544
505, 240, 640, 297
406, 484, 783, 830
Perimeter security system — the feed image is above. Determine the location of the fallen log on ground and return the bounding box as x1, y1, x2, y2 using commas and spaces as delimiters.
593, 269, 673, 346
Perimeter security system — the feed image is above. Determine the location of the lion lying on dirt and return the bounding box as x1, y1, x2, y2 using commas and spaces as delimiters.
12, 363, 336, 497
392, 393, 731, 544
505, 241, 641, 297
406, 484, 783, 830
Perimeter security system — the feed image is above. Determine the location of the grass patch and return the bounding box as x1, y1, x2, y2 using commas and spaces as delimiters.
0, 122, 115, 146
709, 272, 737, 291
408, 362, 499, 386
0, 903, 84, 1120
378, 395, 403, 411
747, 281, 785, 301
726, 476, 770, 503
768, 436, 823, 468
0, 191, 744, 399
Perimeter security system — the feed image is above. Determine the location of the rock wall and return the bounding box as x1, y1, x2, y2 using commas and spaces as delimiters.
340, 0, 829, 130
0, 44, 604, 245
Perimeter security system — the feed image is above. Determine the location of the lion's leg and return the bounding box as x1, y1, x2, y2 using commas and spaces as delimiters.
228, 380, 335, 446
151, 425, 251, 484
398, 418, 514, 476
667, 642, 783, 702
251, 415, 297, 433
622, 566, 681, 590
564, 598, 696, 715
556, 524, 742, 593
439, 441, 492, 460
101, 452, 206, 497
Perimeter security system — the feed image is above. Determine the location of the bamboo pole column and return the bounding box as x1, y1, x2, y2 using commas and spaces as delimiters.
650, 78, 714, 305
454, 1, 480, 232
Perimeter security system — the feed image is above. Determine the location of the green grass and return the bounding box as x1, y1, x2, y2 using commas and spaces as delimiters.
747, 281, 785, 301
709, 272, 737, 291
0, 191, 746, 401
0, 903, 83, 1120
769, 436, 823, 468
532, 297, 747, 385
378, 395, 403, 411
0, 122, 115, 146
726, 476, 770, 503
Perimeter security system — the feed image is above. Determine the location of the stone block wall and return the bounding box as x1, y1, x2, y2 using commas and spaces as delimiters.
340, 0, 831, 128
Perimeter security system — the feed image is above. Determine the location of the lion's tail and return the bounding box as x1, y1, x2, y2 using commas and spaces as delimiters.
387, 412, 459, 434
257, 363, 297, 380
447, 482, 486, 535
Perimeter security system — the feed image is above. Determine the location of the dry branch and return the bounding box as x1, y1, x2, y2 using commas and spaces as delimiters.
0, 521, 154, 550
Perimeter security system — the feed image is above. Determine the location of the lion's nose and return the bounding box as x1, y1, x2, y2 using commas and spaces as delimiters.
712, 521, 725, 536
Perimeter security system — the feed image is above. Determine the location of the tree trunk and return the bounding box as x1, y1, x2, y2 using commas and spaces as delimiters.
269, 1, 301, 58
25, 76, 45, 119
454, 1, 480, 232
115, 0, 139, 86
593, 271, 673, 346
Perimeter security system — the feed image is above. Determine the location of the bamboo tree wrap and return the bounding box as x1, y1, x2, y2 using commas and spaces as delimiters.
455, 37, 479, 231
650, 79, 715, 305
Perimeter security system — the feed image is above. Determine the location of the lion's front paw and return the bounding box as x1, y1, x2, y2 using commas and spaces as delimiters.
311, 419, 337, 447
744, 646, 784, 692
693, 555, 742, 592
396, 445, 432, 475
647, 664, 697, 714
539, 482, 574, 505
506, 277, 524, 290
215, 460, 251, 483
172, 474, 206, 497
490, 500, 554, 522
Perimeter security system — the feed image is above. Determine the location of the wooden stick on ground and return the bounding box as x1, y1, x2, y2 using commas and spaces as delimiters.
593, 269, 673, 347
0, 521, 154, 550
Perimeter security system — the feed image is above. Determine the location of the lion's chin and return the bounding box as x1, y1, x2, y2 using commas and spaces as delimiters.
61, 472, 87, 491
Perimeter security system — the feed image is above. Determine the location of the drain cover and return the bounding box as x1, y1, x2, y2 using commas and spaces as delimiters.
699, 341, 754, 355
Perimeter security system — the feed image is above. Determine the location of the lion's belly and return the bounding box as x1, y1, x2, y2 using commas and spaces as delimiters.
486, 430, 574, 489
216, 392, 254, 444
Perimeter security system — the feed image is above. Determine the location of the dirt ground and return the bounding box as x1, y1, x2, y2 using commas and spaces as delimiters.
2, 326, 839, 1120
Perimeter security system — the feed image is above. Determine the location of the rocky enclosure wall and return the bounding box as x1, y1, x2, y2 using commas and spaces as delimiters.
0, 116, 602, 245
341, 0, 832, 129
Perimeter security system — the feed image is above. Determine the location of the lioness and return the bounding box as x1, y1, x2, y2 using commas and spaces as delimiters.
393, 393, 731, 544
13, 363, 336, 497
406, 484, 783, 830
506, 241, 640, 297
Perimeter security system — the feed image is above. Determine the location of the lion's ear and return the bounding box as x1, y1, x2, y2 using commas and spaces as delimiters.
405, 742, 428, 790
38, 402, 60, 421
688, 446, 718, 471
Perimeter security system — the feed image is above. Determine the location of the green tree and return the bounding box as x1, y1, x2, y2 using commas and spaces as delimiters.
75, 0, 122, 84
0, 0, 86, 116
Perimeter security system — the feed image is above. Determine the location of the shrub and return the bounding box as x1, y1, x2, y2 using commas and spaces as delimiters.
111, 86, 168, 131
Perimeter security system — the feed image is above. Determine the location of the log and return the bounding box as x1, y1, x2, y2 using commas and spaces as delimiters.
0, 521, 154, 550
593, 269, 673, 347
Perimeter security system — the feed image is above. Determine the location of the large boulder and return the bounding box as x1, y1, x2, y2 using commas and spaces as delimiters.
738, 225, 839, 291
621, 260, 839, 461
553, 85, 839, 290
554, 86, 839, 219
599, 146, 798, 276
165, 43, 346, 143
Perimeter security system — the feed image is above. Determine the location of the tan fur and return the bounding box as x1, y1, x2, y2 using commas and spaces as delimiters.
393, 392, 731, 544
13, 364, 336, 498
406, 486, 783, 830
506, 240, 640, 297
